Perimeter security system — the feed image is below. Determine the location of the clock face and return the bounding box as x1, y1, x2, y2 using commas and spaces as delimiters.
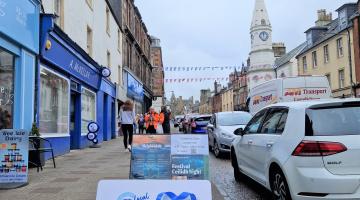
259, 31, 269, 41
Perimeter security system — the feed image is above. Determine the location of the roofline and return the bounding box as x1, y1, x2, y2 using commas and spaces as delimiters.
336, 3, 358, 12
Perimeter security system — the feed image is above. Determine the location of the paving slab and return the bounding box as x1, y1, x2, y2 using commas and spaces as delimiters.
0, 137, 224, 200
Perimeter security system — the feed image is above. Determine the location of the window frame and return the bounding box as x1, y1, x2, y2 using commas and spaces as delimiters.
244, 108, 269, 135
86, 25, 93, 57
338, 69, 345, 89
54, 0, 64, 29
259, 107, 289, 135
39, 65, 70, 137
324, 45, 329, 63
337, 38, 344, 57
302, 56, 307, 72
81, 87, 97, 135
106, 6, 110, 36
312, 51, 317, 68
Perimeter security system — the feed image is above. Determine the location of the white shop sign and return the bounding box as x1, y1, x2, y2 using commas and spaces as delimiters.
96, 180, 212, 200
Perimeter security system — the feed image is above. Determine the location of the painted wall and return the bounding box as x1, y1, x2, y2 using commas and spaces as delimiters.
298, 28, 356, 97
42, 0, 123, 106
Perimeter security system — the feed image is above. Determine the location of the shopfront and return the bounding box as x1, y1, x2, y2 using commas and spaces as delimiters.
38, 15, 116, 157
0, 0, 40, 132
125, 70, 144, 114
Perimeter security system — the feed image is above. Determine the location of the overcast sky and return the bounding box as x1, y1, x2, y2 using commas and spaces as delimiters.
135, 0, 354, 101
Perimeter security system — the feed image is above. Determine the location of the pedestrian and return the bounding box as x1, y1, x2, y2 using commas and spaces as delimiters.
159, 106, 171, 134
138, 114, 145, 134
119, 100, 136, 152
144, 107, 160, 134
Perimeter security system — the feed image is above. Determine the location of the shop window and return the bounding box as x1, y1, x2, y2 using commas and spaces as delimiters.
81, 88, 96, 134
0, 49, 14, 130
39, 67, 70, 134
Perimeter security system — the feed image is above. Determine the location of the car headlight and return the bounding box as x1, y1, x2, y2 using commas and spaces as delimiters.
221, 132, 234, 140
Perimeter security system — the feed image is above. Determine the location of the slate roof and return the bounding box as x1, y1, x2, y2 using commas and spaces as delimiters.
273, 42, 307, 69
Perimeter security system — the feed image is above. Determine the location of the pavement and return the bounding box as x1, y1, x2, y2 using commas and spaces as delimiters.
0, 137, 224, 200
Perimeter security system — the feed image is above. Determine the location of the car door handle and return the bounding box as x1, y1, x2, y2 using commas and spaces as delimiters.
248, 140, 253, 145
266, 142, 274, 148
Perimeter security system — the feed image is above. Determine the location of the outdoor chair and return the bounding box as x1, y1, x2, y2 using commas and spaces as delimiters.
29, 137, 56, 172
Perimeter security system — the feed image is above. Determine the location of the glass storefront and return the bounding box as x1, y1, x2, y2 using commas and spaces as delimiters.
39, 66, 70, 134
0, 49, 14, 129
81, 88, 96, 134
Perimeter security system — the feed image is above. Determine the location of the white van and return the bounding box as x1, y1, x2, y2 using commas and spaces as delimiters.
248, 76, 332, 114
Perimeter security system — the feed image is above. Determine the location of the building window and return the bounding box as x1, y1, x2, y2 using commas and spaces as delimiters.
39, 66, 70, 134
86, 0, 92, 9
0, 49, 14, 129
337, 38, 343, 57
261, 19, 266, 25
118, 65, 122, 86
312, 51, 317, 68
325, 74, 331, 88
87, 26, 93, 57
118, 29, 121, 52
302, 56, 307, 72
81, 88, 96, 134
54, 0, 64, 29
324, 45, 329, 63
106, 6, 110, 35
339, 69, 345, 89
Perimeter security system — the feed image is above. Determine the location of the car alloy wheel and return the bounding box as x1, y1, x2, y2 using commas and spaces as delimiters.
271, 169, 292, 200
213, 141, 221, 157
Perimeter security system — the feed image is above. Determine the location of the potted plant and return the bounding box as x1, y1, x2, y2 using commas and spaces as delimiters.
28, 123, 45, 167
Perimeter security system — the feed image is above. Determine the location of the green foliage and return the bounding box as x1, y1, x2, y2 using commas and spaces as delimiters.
30, 122, 40, 136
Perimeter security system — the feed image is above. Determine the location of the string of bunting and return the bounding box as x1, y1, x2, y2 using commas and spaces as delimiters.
165, 77, 229, 83
164, 66, 242, 72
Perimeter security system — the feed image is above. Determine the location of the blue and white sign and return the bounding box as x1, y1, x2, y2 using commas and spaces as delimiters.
127, 73, 144, 102
96, 180, 212, 200
0, 0, 40, 52
42, 36, 100, 89
0, 129, 28, 189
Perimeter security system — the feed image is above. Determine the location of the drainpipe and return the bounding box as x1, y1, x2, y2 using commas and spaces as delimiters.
346, 28, 355, 97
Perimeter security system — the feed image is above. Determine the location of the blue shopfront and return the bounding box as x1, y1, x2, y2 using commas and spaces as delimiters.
0, 0, 40, 132
38, 15, 116, 157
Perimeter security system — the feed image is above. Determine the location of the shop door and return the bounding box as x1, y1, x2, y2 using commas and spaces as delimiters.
70, 91, 81, 149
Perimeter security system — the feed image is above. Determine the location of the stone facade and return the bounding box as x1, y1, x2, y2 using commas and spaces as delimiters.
350, 1, 360, 97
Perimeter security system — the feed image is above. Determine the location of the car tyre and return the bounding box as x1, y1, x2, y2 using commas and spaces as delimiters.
213, 140, 221, 158
231, 151, 242, 182
270, 168, 292, 200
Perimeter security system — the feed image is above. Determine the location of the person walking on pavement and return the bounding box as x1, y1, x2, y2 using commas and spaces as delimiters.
119, 100, 136, 152
138, 114, 145, 134
144, 107, 160, 134
160, 106, 171, 134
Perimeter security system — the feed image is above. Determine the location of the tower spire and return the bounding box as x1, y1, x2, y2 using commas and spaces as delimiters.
251, 0, 271, 29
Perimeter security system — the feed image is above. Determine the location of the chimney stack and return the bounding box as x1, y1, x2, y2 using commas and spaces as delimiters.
316, 9, 332, 26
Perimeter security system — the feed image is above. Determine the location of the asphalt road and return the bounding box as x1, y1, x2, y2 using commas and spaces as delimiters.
209, 152, 272, 200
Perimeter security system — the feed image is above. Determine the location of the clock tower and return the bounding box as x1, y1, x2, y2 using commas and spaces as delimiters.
248, 0, 276, 90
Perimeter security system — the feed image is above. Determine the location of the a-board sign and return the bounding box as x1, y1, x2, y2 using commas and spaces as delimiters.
96, 180, 212, 200
0, 129, 28, 189
130, 134, 209, 180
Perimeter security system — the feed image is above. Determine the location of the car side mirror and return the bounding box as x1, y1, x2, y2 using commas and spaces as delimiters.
234, 128, 244, 136
207, 123, 214, 129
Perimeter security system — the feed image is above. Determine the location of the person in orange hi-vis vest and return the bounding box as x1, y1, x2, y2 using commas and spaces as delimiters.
145, 107, 161, 134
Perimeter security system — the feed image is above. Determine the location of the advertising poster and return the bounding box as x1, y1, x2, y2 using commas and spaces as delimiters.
0, 129, 28, 188
96, 180, 212, 200
171, 135, 209, 180
127, 73, 144, 102
130, 135, 171, 179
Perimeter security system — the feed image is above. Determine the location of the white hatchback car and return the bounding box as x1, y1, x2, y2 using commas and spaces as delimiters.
231, 99, 360, 200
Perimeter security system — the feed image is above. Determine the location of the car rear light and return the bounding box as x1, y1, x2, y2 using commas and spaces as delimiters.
292, 141, 347, 157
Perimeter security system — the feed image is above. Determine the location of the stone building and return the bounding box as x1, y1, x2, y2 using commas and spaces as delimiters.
221, 88, 234, 112
150, 36, 165, 111
350, 0, 360, 97
274, 42, 307, 78
297, 4, 358, 98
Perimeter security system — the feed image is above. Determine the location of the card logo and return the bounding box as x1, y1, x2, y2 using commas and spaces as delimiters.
117, 192, 149, 200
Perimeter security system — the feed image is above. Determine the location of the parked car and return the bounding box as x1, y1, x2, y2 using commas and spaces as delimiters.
208, 111, 252, 157
231, 99, 360, 200
191, 115, 212, 134
174, 115, 184, 128
248, 76, 331, 115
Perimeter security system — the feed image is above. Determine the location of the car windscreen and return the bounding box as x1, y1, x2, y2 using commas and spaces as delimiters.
218, 113, 252, 126
195, 117, 211, 123
306, 105, 360, 136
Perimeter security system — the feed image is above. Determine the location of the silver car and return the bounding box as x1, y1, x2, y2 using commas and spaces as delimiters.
208, 111, 252, 157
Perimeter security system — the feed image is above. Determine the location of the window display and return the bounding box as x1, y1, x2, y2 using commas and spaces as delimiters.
39, 67, 70, 134
81, 88, 96, 134
0, 49, 14, 130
